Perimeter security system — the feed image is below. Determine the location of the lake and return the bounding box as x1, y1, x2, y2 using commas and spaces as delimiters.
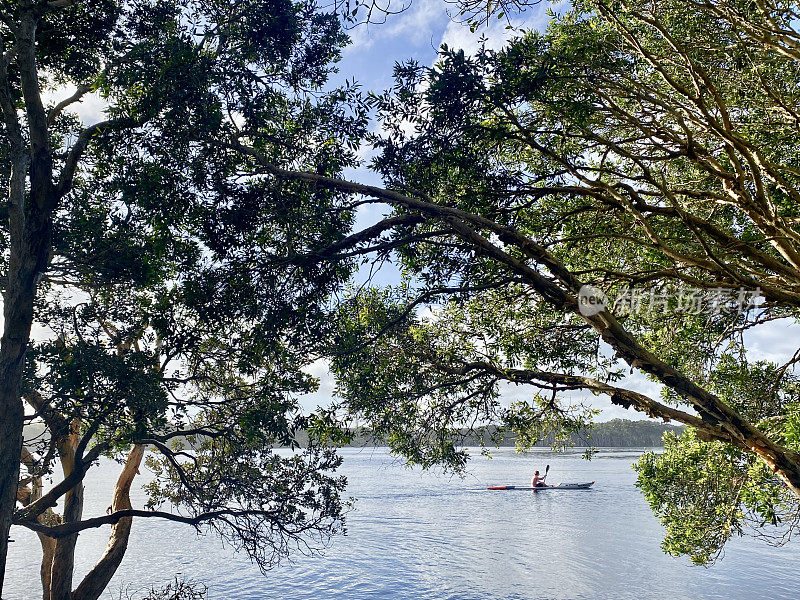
6, 447, 799, 599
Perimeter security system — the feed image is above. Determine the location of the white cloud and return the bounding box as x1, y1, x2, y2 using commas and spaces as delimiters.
303, 358, 337, 395
344, 0, 449, 55
41, 84, 109, 125
383, 0, 447, 44
297, 358, 339, 413
743, 318, 800, 365
439, 18, 522, 55
439, 0, 569, 55
68, 92, 108, 125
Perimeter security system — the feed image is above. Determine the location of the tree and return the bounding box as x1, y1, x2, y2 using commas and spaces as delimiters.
236, 0, 800, 563
1, 1, 367, 598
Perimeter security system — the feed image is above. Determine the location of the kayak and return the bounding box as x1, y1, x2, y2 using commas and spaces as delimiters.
487, 482, 595, 490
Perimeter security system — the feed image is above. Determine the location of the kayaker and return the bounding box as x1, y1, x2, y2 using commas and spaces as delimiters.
531, 470, 548, 488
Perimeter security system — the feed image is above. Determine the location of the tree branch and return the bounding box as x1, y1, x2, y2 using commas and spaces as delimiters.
56, 117, 139, 199
229, 144, 800, 496
19, 507, 282, 539
47, 84, 91, 125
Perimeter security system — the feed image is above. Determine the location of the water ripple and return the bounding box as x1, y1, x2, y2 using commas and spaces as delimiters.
6, 447, 800, 600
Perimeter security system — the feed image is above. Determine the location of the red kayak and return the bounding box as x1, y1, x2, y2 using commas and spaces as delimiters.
487, 482, 595, 490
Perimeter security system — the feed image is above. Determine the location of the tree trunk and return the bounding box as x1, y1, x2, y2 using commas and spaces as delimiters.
71, 445, 144, 600
46, 422, 83, 600
20, 447, 57, 600
0, 8, 67, 594
0, 392, 24, 597
39, 537, 56, 600
0, 89, 55, 600
0, 147, 36, 596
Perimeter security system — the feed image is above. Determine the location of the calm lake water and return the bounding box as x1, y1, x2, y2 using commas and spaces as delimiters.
6, 447, 799, 599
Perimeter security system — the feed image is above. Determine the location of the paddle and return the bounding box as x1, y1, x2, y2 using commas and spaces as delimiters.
544, 464, 550, 482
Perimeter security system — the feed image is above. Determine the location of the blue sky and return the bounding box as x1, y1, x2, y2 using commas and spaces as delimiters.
332, 0, 562, 92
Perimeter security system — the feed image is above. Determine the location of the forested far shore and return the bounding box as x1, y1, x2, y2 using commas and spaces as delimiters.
23, 418, 682, 451
333, 419, 684, 449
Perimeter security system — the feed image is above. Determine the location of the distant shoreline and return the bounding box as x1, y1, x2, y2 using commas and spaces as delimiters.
24, 418, 683, 450
299, 419, 683, 449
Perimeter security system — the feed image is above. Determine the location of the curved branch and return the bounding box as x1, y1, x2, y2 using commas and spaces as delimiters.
71, 445, 144, 600
19, 507, 280, 539
47, 84, 91, 125
56, 117, 139, 199
454, 361, 732, 441
13, 441, 109, 523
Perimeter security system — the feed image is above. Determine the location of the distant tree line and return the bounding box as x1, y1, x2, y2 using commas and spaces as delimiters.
27, 418, 681, 454
458, 419, 683, 449
532, 419, 684, 449
284, 419, 683, 449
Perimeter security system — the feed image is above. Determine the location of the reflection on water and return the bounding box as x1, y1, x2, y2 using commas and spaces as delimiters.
6, 447, 798, 600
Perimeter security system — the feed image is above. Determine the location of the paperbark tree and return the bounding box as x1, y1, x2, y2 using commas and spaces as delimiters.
1, 0, 365, 598
229, 0, 800, 563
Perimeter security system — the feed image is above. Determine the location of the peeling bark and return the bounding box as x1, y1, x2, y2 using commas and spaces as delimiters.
47, 421, 84, 600
20, 446, 57, 600
71, 445, 144, 600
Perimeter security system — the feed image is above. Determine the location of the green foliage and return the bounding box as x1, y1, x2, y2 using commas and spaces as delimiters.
636, 430, 799, 565
8, 0, 368, 576
325, 0, 800, 564
30, 339, 169, 447
504, 394, 600, 453
330, 286, 607, 470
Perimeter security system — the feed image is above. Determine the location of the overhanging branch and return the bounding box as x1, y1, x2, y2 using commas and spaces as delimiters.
19, 507, 280, 539
56, 117, 140, 199
227, 143, 800, 496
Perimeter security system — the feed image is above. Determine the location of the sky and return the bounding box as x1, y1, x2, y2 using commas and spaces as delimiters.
335, 0, 546, 90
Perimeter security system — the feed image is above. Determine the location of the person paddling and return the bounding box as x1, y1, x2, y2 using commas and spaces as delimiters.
531, 469, 549, 488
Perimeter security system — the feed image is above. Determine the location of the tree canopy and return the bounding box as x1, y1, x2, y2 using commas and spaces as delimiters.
5, 0, 800, 594
244, 0, 800, 564
2, 1, 368, 598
